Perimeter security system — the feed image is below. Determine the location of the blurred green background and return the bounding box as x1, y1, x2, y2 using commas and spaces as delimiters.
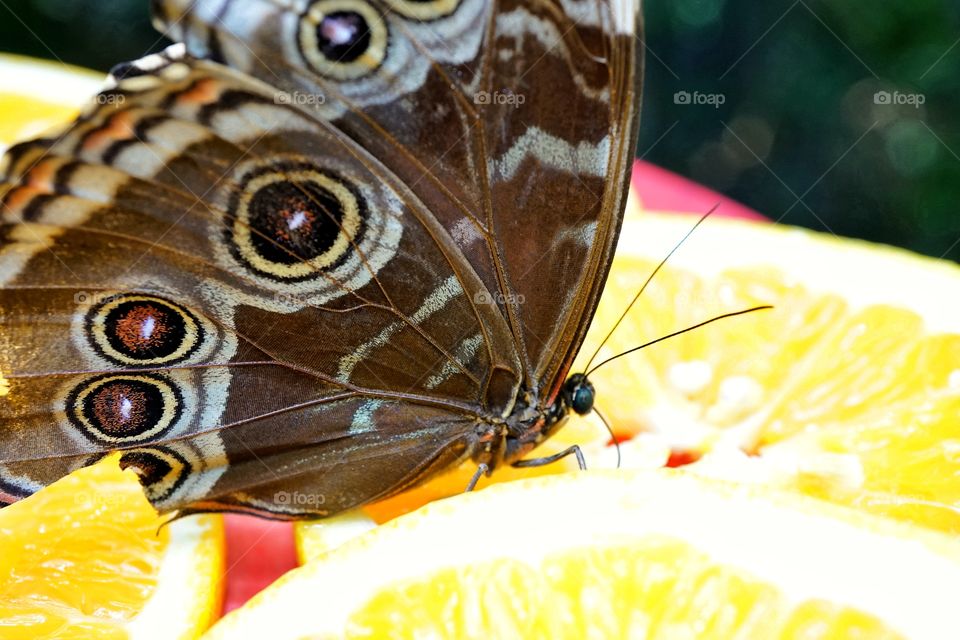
0, 0, 957, 261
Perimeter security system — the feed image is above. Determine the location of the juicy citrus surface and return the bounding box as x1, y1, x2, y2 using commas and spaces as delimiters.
580, 214, 960, 533
0, 458, 224, 639
208, 471, 960, 640
347, 545, 900, 639
0, 93, 86, 147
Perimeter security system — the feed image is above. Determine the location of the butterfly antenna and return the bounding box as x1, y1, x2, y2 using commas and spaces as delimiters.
586, 305, 773, 377
593, 406, 621, 469
583, 205, 720, 373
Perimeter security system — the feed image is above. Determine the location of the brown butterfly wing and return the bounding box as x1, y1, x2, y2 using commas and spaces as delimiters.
156, 0, 643, 402
0, 0, 642, 517
477, 1, 643, 394
0, 52, 505, 516
177, 399, 476, 518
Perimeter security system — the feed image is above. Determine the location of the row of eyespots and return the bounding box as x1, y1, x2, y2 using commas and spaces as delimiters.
69, 297, 216, 500
70, 295, 198, 446
67, 156, 369, 446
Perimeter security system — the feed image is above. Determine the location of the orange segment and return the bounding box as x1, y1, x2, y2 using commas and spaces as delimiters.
0, 457, 224, 640
206, 470, 960, 639
576, 214, 960, 533
346, 543, 903, 639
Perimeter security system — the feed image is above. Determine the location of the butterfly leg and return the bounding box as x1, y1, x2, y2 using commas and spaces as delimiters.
465, 463, 490, 492
512, 445, 587, 471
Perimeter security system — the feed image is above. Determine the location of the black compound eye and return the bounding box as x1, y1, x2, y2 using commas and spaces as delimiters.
66, 375, 182, 445
298, 0, 388, 81
565, 374, 595, 416
228, 163, 366, 282
571, 384, 595, 415
86, 295, 203, 366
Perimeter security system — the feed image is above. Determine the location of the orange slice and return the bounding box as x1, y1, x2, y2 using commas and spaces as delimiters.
207, 470, 960, 639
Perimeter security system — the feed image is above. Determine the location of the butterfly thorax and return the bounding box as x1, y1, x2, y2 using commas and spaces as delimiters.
477, 374, 595, 470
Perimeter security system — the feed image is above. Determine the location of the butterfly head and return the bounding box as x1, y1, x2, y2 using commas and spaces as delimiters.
563, 374, 595, 416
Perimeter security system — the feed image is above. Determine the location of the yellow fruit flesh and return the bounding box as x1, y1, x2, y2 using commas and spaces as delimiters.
0, 458, 223, 639
0, 94, 80, 147
0, 55, 101, 148
219, 470, 960, 640
347, 541, 901, 640
581, 253, 960, 533
782, 393, 960, 532
0, 461, 164, 638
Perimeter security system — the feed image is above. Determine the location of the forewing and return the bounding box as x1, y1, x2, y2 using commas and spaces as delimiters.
154, 0, 643, 402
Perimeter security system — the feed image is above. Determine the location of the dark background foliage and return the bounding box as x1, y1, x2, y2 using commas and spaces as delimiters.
1, 0, 957, 261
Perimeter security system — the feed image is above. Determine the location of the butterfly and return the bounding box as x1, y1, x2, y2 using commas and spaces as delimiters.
0, 0, 642, 519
